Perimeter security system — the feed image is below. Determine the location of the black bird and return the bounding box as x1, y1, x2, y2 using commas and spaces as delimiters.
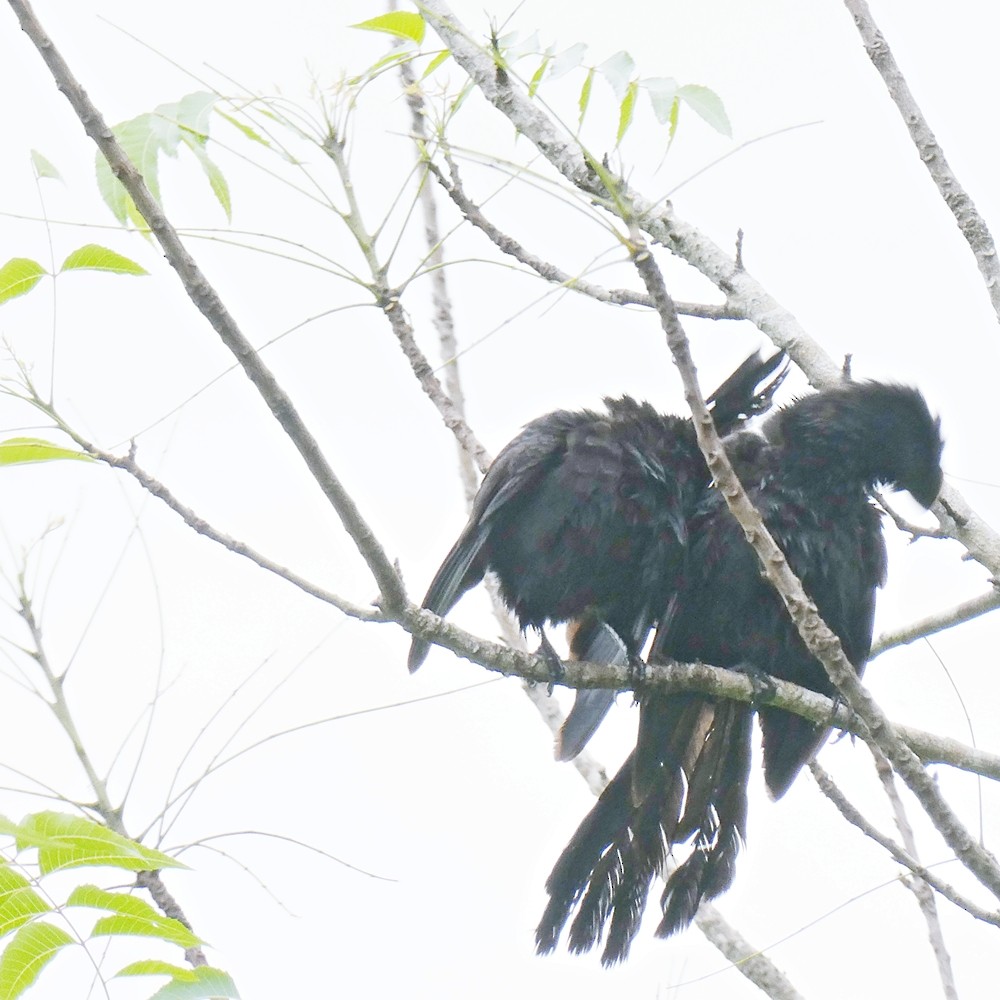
535, 380, 943, 964
407, 349, 788, 755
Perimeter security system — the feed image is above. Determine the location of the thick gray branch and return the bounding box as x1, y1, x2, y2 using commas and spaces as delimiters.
843, 0, 1000, 322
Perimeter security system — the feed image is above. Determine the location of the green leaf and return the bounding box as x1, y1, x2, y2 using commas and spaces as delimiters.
598, 50, 636, 100
96, 96, 230, 225
0, 439, 93, 466
0, 921, 73, 1000
645, 76, 679, 125
616, 80, 639, 146
504, 30, 540, 63
159, 91, 218, 144
215, 110, 270, 148
92, 913, 200, 950
60, 244, 148, 276
117, 959, 198, 981
0, 259, 47, 305
549, 43, 587, 81
0, 866, 49, 937
29, 150, 61, 181
422, 49, 450, 79
578, 67, 594, 127
147, 967, 240, 1000
350, 47, 411, 84
16, 813, 187, 874
0, 818, 23, 839
182, 140, 232, 221
528, 56, 550, 97
117, 961, 240, 999
351, 12, 425, 44
67, 884, 162, 920
678, 84, 732, 137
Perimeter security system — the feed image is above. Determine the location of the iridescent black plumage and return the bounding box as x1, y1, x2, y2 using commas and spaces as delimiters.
407, 349, 788, 762
536, 381, 943, 963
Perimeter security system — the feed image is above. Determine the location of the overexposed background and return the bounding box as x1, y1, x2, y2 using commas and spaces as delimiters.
0, 1, 997, 997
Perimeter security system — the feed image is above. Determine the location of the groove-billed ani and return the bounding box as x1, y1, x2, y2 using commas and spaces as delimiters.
536, 380, 943, 964
407, 349, 788, 756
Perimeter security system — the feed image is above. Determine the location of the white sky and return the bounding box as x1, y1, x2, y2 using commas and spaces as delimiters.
0, 1, 999, 998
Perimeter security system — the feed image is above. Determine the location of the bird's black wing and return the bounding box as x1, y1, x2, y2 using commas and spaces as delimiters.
407, 412, 578, 672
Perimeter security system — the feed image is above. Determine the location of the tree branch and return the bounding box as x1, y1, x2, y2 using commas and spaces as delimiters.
871, 750, 960, 999
871, 588, 1000, 658
843, 0, 1000, 323
811, 761, 1000, 930
427, 152, 741, 319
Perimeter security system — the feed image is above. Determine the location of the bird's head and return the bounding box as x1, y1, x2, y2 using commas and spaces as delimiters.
763, 381, 943, 507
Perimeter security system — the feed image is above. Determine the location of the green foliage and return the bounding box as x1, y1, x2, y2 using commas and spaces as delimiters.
351, 10, 731, 150
60, 244, 148, 276
351, 11, 425, 45
15, 812, 186, 874
29, 150, 61, 182
0, 439, 94, 467
142, 967, 239, 1000
0, 868, 48, 938
677, 83, 732, 137
95, 91, 232, 227
0, 242, 146, 306
0, 921, 74, 999
0, 259, 46, 305
0, 813, 235, 999
617, 80, 639, 147
117, 962, 240, 1000
69, 886, 199, 951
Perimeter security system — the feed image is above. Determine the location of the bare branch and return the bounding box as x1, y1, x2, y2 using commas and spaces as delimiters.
19, 393, 383, 621
319, 132, 493, 479
398, 54, 489, 500
811, 761, 1000, 930
135, 871, 209, 968
843, 0, 1000, 323
403, 604, 1000, 781
428, 153, 741, 319
692, 904, 806, 1000
871, 750, 960, 999
871, 589, 1000, 658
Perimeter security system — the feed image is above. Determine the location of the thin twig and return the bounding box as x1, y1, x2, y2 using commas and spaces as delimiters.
871, 589, 1000, 658
871, 749, 960, 999
428, 152, 742, 319
320, 132, 492, 478
19, 392, 383, 622
811, 761, 999, 929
